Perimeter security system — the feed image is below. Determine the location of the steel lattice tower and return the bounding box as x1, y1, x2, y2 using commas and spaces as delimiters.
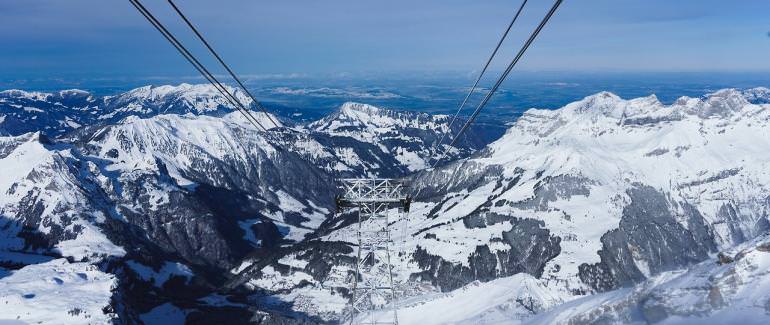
336, 179, 411, 325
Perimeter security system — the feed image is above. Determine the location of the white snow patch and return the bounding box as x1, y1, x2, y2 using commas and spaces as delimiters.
126, 261, 193, 287
0, 259, 117, 324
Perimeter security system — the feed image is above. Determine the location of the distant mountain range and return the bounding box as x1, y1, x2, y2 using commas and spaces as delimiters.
1, 84, 769, 324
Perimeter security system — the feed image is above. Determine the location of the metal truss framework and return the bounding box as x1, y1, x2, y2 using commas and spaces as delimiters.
337, 179, 411, 325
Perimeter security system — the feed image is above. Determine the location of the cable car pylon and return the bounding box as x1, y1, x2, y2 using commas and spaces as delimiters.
336, 178, 411, 325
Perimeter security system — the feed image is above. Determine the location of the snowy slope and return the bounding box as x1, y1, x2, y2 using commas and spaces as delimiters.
362, 231, 770, 325
0, 259, 117, 324
367, 274, 563, 325
0, 132, 125, 260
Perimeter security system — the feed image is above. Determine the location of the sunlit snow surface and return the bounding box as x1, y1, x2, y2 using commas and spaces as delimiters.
0, 259, 117, 324
0, 132, 126, 259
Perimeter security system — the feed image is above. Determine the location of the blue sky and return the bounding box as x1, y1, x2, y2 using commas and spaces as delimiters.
1, 0, 769, 80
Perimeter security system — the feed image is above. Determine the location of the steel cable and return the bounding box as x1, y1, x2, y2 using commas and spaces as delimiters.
166, 0, 280, 129
128, 0, 268, 132
432, 0, 564, 168
432, 0, 528, 158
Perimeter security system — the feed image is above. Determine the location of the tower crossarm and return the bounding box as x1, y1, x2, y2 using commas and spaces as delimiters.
337, 179, 411, 207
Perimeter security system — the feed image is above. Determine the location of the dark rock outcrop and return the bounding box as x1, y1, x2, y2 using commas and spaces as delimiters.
579, 185, 718, 291
411, 215, 561, 291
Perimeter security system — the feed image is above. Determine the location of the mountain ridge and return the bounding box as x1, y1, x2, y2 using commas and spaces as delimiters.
227, 87, 770, 323
1, 85, 769, 324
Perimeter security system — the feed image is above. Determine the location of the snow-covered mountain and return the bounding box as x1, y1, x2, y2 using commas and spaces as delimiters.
0, 132, 126, 260
92, 113, 330, 255
0, 88, 500, 323
0, 89, 100, 137
225, 88, 770, 324
303, 102, 502, 177
100, 84, 256, 120
0, 84, 264, 138
0, 112, 335, 322
2, 84, 770, 324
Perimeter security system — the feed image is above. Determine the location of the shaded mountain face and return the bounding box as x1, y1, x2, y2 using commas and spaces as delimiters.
1, 84, 769, 324
0, 89, 100, 137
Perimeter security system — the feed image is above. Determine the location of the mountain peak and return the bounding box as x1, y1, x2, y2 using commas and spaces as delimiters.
572, 91, 622, 111
103, 83, 253, 116
0, 89, 51, 101
698, 88, 751, 118
309, 102, 442, 136
116, 83, 236, 101
560, 91, 625, 118
334, 102, 385, 122
339, 101, 381, 115
54, 89, 93, 102
742, 87, 770, 104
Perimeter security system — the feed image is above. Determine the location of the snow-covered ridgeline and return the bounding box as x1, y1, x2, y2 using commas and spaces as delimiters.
102, 83, 255, 118
0, 83, 280, 138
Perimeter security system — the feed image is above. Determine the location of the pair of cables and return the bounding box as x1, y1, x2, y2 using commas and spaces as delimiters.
128, 0, 279, 132
431, 0, 564, 168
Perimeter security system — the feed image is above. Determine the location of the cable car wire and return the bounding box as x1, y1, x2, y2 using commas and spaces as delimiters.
166, 0, 280, 129
432, 0, 564, 168
432, 0, 528, 157
128, 0, 268, 132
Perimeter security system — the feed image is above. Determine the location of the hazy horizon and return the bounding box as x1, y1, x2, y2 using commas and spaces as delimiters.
2, 0, 770, 81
